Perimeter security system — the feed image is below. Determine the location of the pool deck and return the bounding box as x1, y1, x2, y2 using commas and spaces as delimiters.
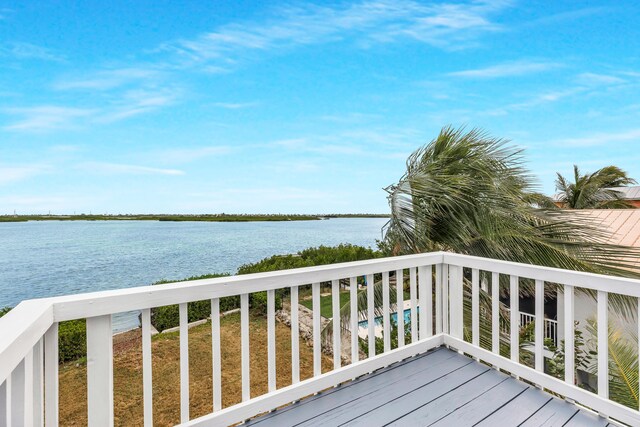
247, 348, 611, 426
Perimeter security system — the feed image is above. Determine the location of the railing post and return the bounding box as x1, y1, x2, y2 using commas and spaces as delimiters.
535, 280, 544, 372
396, 270, 405, 348
349, 278, 358, 362
442, 264, 449, 334
332, 280, 342, 368
382, 273, 391, 353
435, 264, 442, 334
141, 308, 153, 426
366, 275, 375, 357
491, 272, 499, 354
86, 315, 113, 427
564, 285, 575, 385
409, 268, 418, 343
418, 265, 432, 339
449, 265, 463, 339
44, 322, 58, 427
598, 290, 609, 399
471, 269, 479, 347
509, 276, 519, 363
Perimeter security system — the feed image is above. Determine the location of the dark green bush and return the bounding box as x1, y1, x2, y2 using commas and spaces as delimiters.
150, 273, 233, 331
1, 307, 86, 363
58, 319, 86, 363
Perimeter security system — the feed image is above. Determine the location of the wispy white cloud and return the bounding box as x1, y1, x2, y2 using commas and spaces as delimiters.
159, 0, 511, 70
54, 67, 160, 91
553, 129, 640, 147
3, 106, 96, 132
0, 42, 64, 62
448, 60, 560, 78
212, 102, 260, 109
79, 162, 185, 176
576, 72, 626, 86
3, 87, 179, 131
97, 89, 178, 123
0, 164, 50, 185
153, 146, 232, 163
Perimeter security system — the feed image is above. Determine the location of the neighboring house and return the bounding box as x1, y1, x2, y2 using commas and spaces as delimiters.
555, 209, 640, 387
553, 185, 640, 208
610, 186, 640, 208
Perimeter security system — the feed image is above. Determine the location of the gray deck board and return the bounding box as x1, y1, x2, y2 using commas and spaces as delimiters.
250, 348, 609, 427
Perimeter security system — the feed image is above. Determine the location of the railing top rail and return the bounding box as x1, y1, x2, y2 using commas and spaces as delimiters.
0, 299, 52, 383
51, 252, 444, 322
444, 252, 640, 297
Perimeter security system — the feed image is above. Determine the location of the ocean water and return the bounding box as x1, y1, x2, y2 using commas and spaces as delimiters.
0, 218, 387, 330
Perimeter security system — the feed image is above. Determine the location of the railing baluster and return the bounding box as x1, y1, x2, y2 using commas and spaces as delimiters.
435, 264, 442, 334
141, 308, 153, 426
331, 280, 341, 369
24, 348, 33, 427
86, 315, 113, 426
449, 266, 463, 339
409, 268, 418, 343
211, 298, 222, 411
290, 287, 300, 383
10, 359, 24, 426
32, 338, 43, 426
396, 270, 405, 347
382, 272, 390, 352
510, 275, 519, 363
535, 280, 544, 372
349, 278, 358, 363
44, 322, 58, 426
179, 303, 189, 421
471, 269, 479, 347
312, 282, 321, 376
442, 264, 449, 334
491, 272, 499, 354
564, 285, 575, 385
0, 378, 7, 427
418, 265, 432, 339
366, 274, 375, 357
598, 290, 609, 399
638, 296, 640, 412
267, 289, 276, 392
241, 293, 250, 401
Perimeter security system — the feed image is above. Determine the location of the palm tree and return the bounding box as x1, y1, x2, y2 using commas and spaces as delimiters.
383, 126, 640, 276
324, 127, 640, 388
555, 165, 636, 209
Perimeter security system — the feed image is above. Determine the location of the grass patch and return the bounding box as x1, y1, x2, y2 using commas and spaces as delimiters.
300, 291, 350, 318
59, 313, 332, 426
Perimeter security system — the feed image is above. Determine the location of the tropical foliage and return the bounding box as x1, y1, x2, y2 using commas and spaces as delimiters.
382, 126, 640, 277
555, 165, 637, 209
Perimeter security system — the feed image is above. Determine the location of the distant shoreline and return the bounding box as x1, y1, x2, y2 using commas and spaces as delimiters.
0, 213, 390, 223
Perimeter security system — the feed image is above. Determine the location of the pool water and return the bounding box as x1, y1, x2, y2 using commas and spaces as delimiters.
358, 307, 418, 329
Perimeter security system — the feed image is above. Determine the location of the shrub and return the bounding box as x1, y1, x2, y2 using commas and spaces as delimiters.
150, 273, 232, 332
1, 307, 87, 363
58, 320, 87, 363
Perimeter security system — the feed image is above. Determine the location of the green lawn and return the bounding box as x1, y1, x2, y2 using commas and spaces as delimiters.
300, 291, 351, 318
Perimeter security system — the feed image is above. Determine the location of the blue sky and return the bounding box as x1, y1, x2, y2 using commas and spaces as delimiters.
1, 1, 639, 214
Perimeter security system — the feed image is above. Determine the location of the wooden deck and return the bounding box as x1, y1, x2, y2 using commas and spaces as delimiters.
248, 348, 610, 427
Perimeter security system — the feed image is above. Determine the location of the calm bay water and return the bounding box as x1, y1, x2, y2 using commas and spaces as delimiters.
0, 218, 387, 330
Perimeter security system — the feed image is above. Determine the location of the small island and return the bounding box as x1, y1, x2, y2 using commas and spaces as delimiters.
0, 213, 390, 223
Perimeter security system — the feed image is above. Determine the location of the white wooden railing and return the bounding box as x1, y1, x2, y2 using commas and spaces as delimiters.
1, 252, 640, 426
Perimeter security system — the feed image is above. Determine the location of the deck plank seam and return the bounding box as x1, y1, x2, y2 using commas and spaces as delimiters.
247, 348, 448, 425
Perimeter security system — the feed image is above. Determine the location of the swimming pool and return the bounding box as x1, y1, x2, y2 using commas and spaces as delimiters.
358, 307, 418, 330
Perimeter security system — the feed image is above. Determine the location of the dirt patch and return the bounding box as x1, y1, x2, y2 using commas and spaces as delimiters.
59, 313, 332, 426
